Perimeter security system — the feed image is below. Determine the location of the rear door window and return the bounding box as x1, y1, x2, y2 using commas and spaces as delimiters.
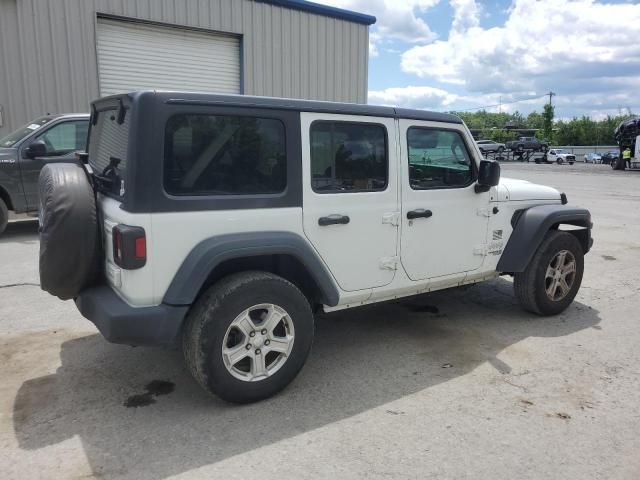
310, 121, 387, 193
163, 114, 287, 196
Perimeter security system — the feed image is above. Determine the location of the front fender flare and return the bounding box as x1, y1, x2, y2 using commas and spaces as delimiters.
497, 205, 592, 273
162, 231, 340, 307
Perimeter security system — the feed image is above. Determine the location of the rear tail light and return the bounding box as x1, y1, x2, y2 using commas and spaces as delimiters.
112, 224, 146, 269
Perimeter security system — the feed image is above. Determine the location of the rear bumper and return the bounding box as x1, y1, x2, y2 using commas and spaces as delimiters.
75, 286, 189, 347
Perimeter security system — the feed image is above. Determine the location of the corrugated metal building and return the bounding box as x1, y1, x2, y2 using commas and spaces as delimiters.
0, 0, 374, 136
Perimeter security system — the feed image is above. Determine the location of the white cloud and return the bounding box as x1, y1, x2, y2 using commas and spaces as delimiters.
368, 82, 640, 118
369, 85, 459, 108
401, 0, 640, 98
320, 0, 440, 44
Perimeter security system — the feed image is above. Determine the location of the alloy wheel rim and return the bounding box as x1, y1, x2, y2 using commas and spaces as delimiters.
544, 249, 577, 301
222, 303, 295, 382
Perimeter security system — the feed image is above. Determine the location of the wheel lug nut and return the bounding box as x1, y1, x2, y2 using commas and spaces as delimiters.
249, 331, 256, 337
261, 329, 267, 335
255, 349, 261, 355
246, 344, 252, 350
265, 340, 270, 346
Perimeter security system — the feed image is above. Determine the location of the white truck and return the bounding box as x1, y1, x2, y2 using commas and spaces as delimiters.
37, 91, 593, 403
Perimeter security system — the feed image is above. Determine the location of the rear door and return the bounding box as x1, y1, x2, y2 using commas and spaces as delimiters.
301, 113, 399, 292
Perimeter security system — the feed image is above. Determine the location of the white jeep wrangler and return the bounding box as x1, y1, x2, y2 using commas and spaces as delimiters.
38, 91, 593, 403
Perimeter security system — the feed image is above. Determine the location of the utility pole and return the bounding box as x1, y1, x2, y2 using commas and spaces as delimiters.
547, 91, 556, 105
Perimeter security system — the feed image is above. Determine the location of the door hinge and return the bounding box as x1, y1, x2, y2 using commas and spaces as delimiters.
382, 212, 400, 226
476, 208, 491, 217
379, 256, 399, 270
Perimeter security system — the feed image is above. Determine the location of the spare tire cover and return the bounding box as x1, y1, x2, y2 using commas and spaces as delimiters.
39, 163, 100, 300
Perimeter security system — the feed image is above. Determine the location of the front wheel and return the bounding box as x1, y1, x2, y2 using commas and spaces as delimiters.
182, 271, 314, 403
514, 231, 584, 315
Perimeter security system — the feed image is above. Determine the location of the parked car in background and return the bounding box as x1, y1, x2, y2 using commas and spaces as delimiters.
601, 151, 619, 165
475, 139, 505, 154
547, 149, 576, 165
583, 152, 602, 163
0, 113, 89, 235
506, 136, 549, 153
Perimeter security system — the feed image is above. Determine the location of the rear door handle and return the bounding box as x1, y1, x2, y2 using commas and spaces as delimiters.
407, 209, 433, 220
318, 214, 350, 226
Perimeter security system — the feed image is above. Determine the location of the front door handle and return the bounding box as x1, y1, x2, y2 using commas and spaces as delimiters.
407, 209, 433, 220
318, 214, 350, 226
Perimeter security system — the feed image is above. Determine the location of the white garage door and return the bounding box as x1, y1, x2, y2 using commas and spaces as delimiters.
96, 18, 241, 96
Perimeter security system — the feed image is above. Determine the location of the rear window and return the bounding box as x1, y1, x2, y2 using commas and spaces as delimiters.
88, 109, 130, 180
163, 114, 287, 196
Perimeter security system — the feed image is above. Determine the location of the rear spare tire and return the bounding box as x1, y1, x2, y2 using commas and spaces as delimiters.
39, 163, 100, 300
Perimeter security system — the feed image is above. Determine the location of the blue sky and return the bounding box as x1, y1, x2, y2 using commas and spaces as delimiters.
321, 0, 640, 119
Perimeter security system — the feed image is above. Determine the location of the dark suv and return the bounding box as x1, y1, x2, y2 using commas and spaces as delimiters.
0, 114, 89, 234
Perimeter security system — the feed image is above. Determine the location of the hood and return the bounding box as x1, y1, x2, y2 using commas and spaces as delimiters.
499, 177, 562, 202
0, 147, 18, 165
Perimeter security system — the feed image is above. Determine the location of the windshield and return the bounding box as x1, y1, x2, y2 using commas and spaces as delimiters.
555, 149, 568, 154
0, 117, 54, 147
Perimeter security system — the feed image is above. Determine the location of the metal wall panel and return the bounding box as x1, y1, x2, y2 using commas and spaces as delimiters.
0, 0, 369, 137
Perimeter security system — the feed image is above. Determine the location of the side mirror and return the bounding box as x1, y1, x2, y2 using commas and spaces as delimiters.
475, 159, 500, 193
25, 139, 47, 159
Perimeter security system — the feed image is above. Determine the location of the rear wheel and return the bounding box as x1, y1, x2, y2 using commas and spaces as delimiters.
182, 271, 314, 403
0, 198, 8, 236
514, 231, 584, 316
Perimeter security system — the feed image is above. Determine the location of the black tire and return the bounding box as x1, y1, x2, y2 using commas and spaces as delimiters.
514, 231, 584, 316
183, 271, 314, 403
38, 163, 100, 300
556, 158, 561, 164
0, 197, 8, 236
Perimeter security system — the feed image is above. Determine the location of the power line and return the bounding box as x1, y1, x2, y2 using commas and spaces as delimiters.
449, 93, 550, 112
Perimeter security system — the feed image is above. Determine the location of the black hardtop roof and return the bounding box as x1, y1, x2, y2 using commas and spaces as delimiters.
95, 91, 463, 125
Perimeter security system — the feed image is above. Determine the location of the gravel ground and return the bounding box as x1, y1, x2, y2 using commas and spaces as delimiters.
1, 162, 639, 480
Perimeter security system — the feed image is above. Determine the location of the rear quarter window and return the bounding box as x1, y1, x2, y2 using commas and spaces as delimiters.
163, 114, 287, 196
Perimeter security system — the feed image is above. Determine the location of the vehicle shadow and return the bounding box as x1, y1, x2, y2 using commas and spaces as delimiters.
0, 220, 39, 244
13, 278, 600, 479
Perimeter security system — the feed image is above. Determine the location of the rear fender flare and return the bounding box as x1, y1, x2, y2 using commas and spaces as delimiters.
162, 231, 340, 307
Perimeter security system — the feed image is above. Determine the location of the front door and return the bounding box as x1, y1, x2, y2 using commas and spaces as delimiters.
399, 120, 490, 281
301, 113, 399, 292
19, 120, 89, 209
